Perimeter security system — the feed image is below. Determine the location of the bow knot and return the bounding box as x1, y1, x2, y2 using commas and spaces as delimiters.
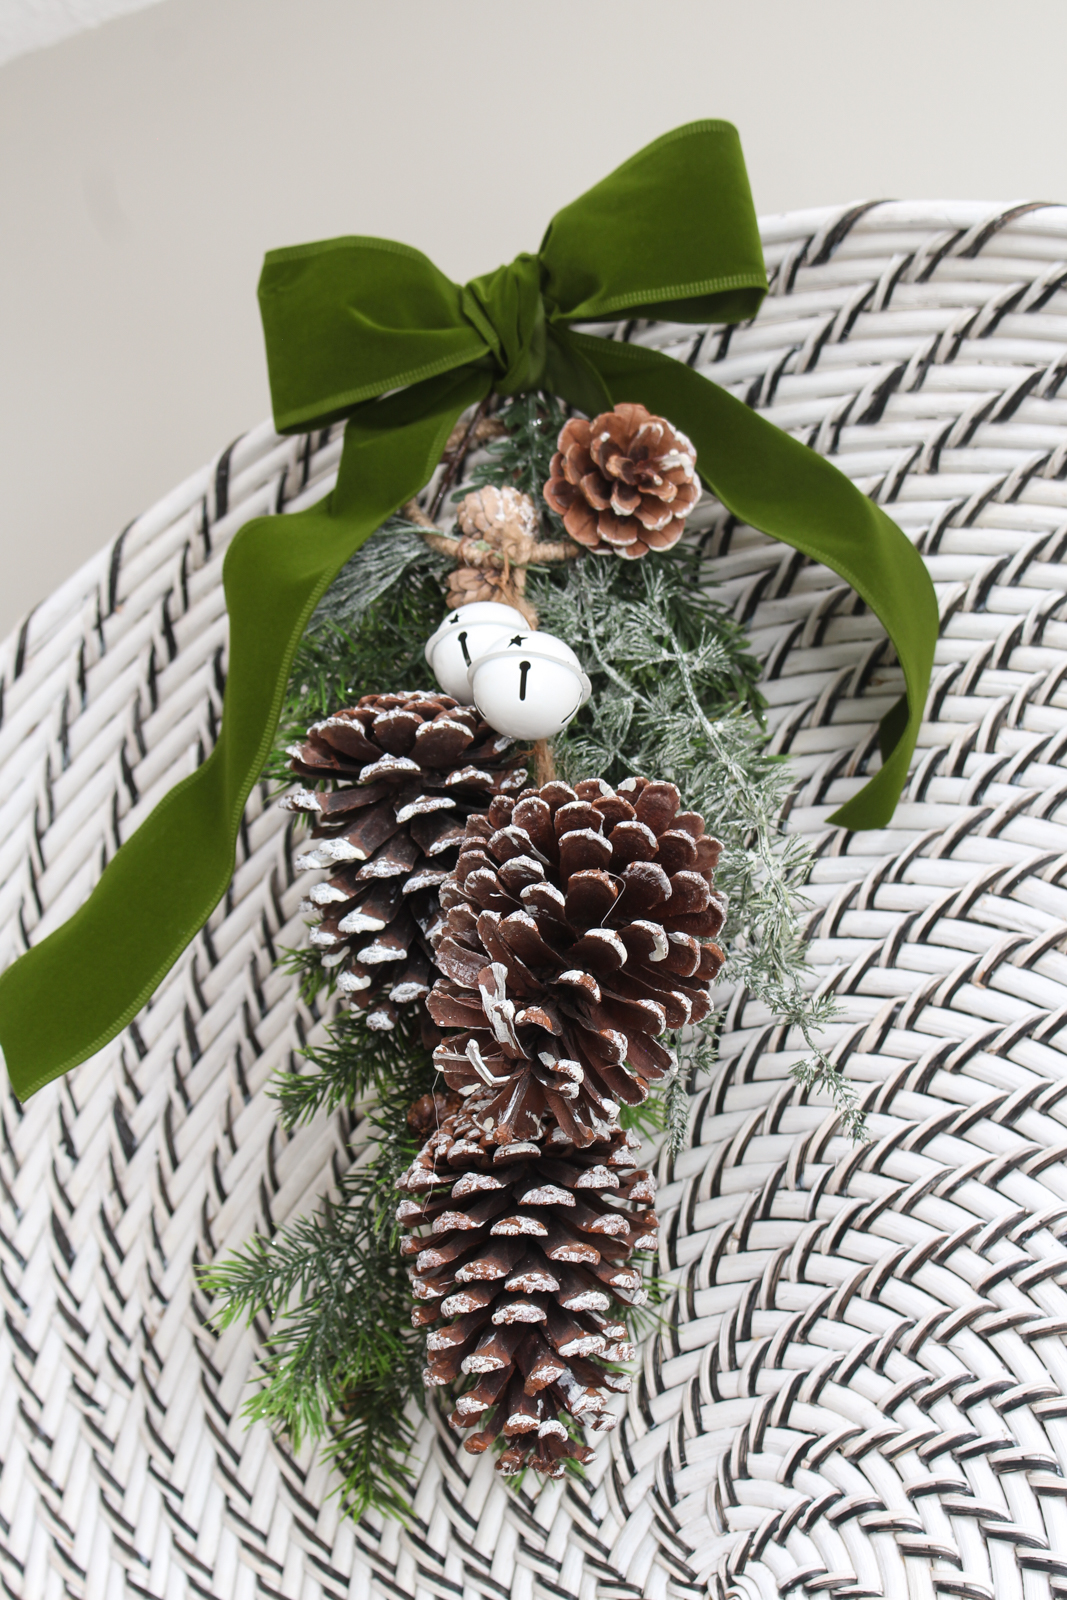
463, 253, 546, 396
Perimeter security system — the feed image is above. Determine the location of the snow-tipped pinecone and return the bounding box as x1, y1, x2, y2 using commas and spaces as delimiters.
543, 402, 699, 559
429, 777, 725, 1142
397, 1094, 656, 1476
281, 692, 525, 1032
396, 775, 724, 1474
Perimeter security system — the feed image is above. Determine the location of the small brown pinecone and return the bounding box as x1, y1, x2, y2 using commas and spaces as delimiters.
543, 403, 699, 559
456, 485, 538, 562
429, 778, 725, 1144
445, 563, 511, 611
446, 486, 540, 611
397, 1096, 656, 1477
281, 692, 525, 1033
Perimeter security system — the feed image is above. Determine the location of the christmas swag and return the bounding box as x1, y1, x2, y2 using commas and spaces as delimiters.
0, 120, 937, 1527
206, 392, 867, 1515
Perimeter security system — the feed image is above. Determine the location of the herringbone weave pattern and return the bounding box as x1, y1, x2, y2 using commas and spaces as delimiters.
4, 199, 1067, 1599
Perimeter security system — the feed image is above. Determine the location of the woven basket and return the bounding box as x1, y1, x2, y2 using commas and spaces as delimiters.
6, 198, 1067, 1600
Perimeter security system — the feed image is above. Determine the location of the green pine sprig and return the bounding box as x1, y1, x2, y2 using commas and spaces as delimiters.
464, 392, 569, 522
266, 521, 451, 783
277, 941, 335, 1010
272, 1005, 432, 1131
199, 1010, 435, 1522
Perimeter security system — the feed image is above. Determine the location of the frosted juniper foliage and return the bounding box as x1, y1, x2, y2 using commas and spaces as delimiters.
524, 551, 862, 1141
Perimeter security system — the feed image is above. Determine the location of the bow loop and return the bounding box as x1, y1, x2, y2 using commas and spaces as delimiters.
462, 254, 546, 396
539, 120, 768, 326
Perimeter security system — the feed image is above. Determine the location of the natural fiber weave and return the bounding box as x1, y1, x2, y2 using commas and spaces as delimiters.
7, 198, 1067, 1598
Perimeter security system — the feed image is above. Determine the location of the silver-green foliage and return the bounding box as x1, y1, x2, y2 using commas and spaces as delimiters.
306, 521, 451, 636
528, 553, 865, 1142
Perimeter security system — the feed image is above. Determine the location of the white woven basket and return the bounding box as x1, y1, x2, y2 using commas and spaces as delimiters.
5, 198, 1067, 1600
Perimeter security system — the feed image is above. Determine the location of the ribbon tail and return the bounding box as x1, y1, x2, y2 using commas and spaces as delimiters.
0, 370, 489, 1099
570, 332, 937, 831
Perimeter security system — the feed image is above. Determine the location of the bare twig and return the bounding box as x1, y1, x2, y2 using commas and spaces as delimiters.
399, 499, 440, 533
428, 396, 497, 520
529, 540, 582, 565
531, 740, 556, 784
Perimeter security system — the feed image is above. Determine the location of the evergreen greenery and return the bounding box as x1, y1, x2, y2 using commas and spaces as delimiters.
207, 389, 864, 1526
200, 1010, 434, 1521
464, 391, 567, 519
266, 522, 451, 783
278, 940, 335, 1009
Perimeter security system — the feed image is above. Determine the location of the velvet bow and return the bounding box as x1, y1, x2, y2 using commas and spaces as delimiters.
0, 120, 937, 1098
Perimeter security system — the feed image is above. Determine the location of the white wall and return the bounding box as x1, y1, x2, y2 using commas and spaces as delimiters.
2, 0, 1067, 640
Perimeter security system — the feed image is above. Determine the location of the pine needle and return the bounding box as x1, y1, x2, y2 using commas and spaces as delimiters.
199, 1011, 435, 1521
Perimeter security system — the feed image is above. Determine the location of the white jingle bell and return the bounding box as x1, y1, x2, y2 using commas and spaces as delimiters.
468, 630, 592, 741
424, 601, 529, 702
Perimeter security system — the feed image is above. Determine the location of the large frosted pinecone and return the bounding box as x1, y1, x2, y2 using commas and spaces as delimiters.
281, 692, 525, 1032
397, 776, 725, 1474
543, 402, 699, 559
397, 1094, 656, 1476
430, 777, 726, 1142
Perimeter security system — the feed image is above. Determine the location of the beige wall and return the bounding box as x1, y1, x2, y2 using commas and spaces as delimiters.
0, 0, 166, 69
3, 0, 1067, 640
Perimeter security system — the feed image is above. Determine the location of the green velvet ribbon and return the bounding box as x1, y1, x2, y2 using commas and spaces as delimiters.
0, 120, 937, 1100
